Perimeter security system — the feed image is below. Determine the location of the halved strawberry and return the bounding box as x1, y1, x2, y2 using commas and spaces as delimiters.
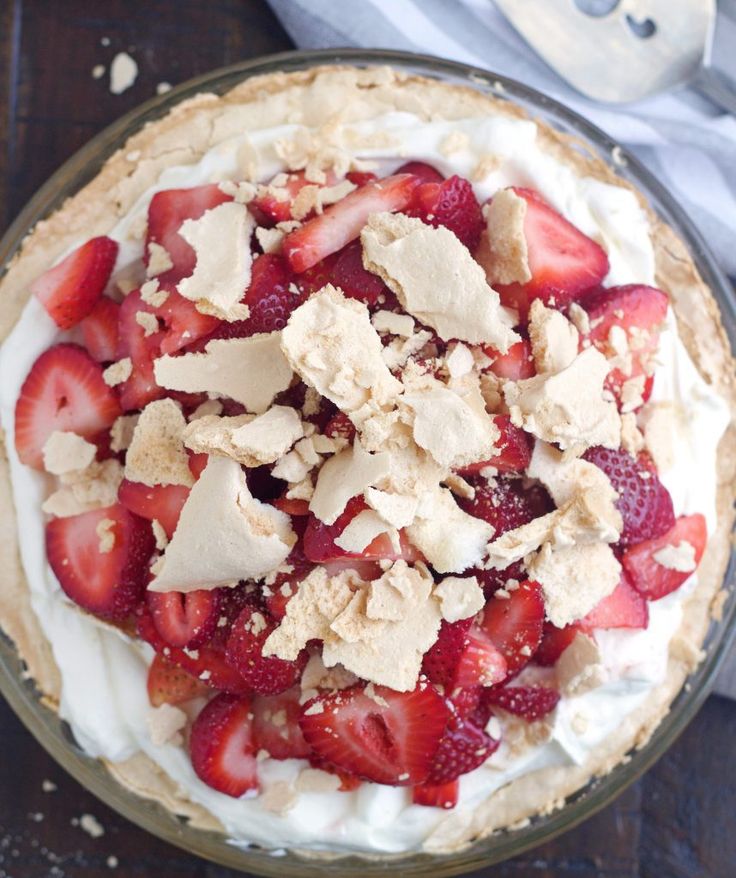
580, 573, 649, 631
283, 174, 419, 273
157, 290, 221, 355
115, 289, 165, 412
459, 477, 553, 537
250, 170, 324, 224
582, 447, 675, 546
117, 479, 190, 539
491, 187, 609, 318
147, 588, 221, 649
145, 184, 233, 284
481, 580, 545, 675
32, 236, 118, 329
252, 686, 311, 760
581, 284, 668, 406
189, 693, 258, 797
412, 780, 459, 809
422, 618, 473, 688
146, 653, 209, 707
328, 240, 390, 307
458, 415, 532, 475
406, 174, 484, 251
486, 339, 536, 379
225, 605, 307, 695
453, 627, 508, 688
623, 514, 707, 601
484, 685, 560, 722
425, 717, 499, 785
299, 683, 450, 786
395, 161, 445, 184
534, 621, 580, 667
79, 296, 120, 362
46, 504, 154, 619
15, 344, 121, 470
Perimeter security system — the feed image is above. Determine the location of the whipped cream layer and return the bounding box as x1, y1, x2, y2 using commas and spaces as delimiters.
0, 107, 730, 854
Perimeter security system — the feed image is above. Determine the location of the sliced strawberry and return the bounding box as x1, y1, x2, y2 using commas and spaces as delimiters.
454, 627, 508, 688
146, 653, 209, 707
137, 607, 249, 693
115, 289, 165, 412
329, 240, 390, 306
324, 411, 357, 442
458, 415, 532, 475
272, 496, 311, 517
250, 170, 328, 224
425, 717, 499, 785
190, 693, 258, 797
487, 339, 535, 380
79, 296, 120, 362
299, 683, 450, 786
283, 174, 419, 273
32, 237, 118, 329
583, 447, 675, 546
492, 187, 609, 318
582, 284, 668, 406
459, 477, 553, 537
422, 618, 473, 688
406, 174, 484, 251
225, 605, 307, 695
484, 685, 560, 722
412, 780, 459, 809
481, 580, 545, 675
117, 479, 190, 539
448, 686, 482, 721
145, 184, 233, 284
147, 588, 221, 649
252, 686, 311, 760
534, 621, 580, 667
346, 170, 378, 187
623, 514, 707, 601
15, 343, 121, 469
580, 573, 649, 631
157, 290, 221, 355
46, 504, 154, 620
395, 161, 445, 184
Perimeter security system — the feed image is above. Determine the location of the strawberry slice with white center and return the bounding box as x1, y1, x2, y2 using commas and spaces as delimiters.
299, 683, 450, 786
189, 693, 258, 797
580, 572, 649, 632
252, 686, 311, 760
146, 653, 209, 707
147, 588, 221, 649
490, 187, 609, 318
458, 415, 532, 475
481, 579, 545, 675
282, 173, 419, 273
623, 514, 707, 601
115, 289, 166, 412
453, 627, 508, 688
79, 296, 120, 362
46, 504, 155, 620
412, 780, 459, 809
15, 343, 121, 469
117, 479, 190, 539
32, 236, 119, 329
144, 184, 233, 284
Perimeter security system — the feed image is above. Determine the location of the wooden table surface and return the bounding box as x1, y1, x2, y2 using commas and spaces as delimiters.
0, 2, 734, 876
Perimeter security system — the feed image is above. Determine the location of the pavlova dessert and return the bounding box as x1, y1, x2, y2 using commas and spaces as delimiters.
0, 66, 733, 856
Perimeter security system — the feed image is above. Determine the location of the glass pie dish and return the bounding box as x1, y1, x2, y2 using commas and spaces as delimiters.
0, 47, 734, 876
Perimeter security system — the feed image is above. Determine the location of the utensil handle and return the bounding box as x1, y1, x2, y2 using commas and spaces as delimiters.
693, 65, 736, 116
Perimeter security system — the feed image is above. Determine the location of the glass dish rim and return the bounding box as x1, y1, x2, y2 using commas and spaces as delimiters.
0, 46, 734, 877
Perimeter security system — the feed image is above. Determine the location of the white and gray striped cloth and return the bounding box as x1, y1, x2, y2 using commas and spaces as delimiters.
266, 0, 736, 277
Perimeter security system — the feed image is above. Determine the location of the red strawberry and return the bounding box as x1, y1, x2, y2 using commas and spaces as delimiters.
484, 685, 560, 722
225, 605, 307, 695
189, 693, 258, 797
491, 187, 609, 317
422, 618, 473, 688
486, 339, 535, 379
283, 174, 419, 273
15, 344, 122, 469
324, 411, 357, 442
581, 284, 668, 406
459, 477, 553, 537
147, 588, 221, 649
146, 653, 209, 707
157, 290, 220, 355
582, 447, 675, 546
623, 514, 707, 601
458, 415, 532, 475
145, 184, 233, 284
448, 686, 483, 720
32, 237, 118, 329
346, 170, 378, 187
272, 496, 311, 518
329, 240, 390, 306
252, 686, 311, 760
425, 718, 499, 785
395, 161, 444, 184
46, 504, 154, 620
580, 573, 649, 631
534, 621, 580, 667
250, 170, 332, 224
137, 607, 249, 694
117, 479, 190, 539
115, 289, 165, 412
406, 174, 484, 251
481, 580, 545, 675
80, 296, 120, 362
299, 683, 450, 786
412, 780, 459, 809
453, 627, 508, 688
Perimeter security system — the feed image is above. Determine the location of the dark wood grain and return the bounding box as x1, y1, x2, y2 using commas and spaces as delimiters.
0, 2, 734, 877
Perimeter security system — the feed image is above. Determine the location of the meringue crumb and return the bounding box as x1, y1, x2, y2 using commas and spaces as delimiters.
109, 52, 137, 95
42, 431, 96, 475
653, 541, 697, 573
78, 813, 105, 838
147, 703, 187, 747
140, 278, 169, 307
147, 242, 174, 277
96, 518, 116, 554
125, 399, 194, 488
102, 358, 132, 387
